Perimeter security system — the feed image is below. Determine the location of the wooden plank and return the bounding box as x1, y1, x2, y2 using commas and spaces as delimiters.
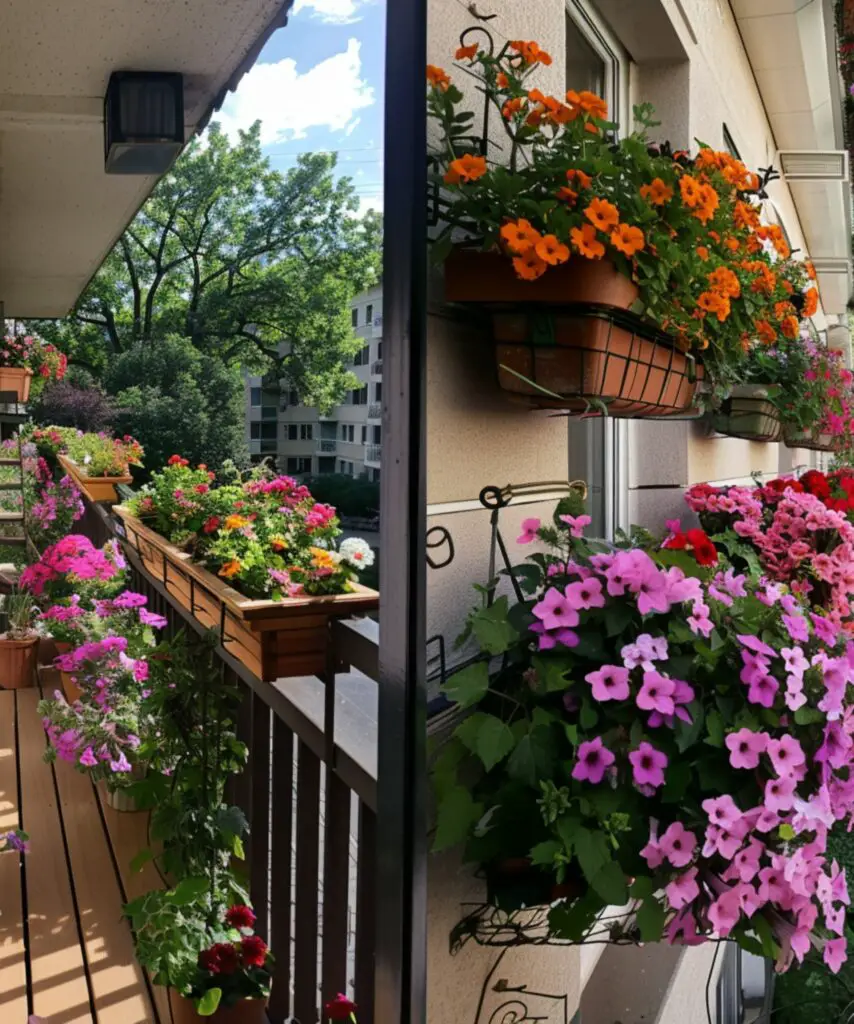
52, 759, 157, 1024
354, 803, 377, 1023
94, 785, 169, 1024
17, 688, 93, 1023
250, 693, 271, 943
268, 718, 294, 1024
321, 774, 351, 1005
0, 691, 28, 1020
293, 744, 321, 1024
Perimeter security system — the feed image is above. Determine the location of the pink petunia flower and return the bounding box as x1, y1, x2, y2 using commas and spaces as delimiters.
629, 742, 668, 789
584, 665, 630, 702
571, 737, 615, 785
725, 728, 768, 770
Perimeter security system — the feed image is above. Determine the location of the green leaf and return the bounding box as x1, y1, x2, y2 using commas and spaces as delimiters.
591, 861, 628, 905
475, 714, 516, 771
129, 848, 155, 874
168, 877, 210, 905
629, 876, 656, 899
548, 890, 605, 941
661, 760, 692, 803
636, 896, 666, 941
794, 706, 824, 726
470, 596, 519, 655
533, 655, 572, 693
574, 827, 611, 884
433, 786, 482, 852
197, 988, 222, 1016
778, 823, 795, 841
604, 602, 634, 637
579, 698, 598, 730
443, 662, 489, 709
705, 709, 724, 747
674, 702, 704, 753
530, 840, 562, 866
506, 728, 556, 788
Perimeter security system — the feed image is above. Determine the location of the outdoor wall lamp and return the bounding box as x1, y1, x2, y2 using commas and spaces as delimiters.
104, 71, 184, 174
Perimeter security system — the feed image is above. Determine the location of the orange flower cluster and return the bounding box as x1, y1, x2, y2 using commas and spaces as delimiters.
679, 175, 719, 225
499, 219, 570, 280
640, 178, 673, 206
444, 153, 488, 185
455, 43, 479, 61
427, 65, 450, 91
694, 147, 760, 192
509, 40, 552, 66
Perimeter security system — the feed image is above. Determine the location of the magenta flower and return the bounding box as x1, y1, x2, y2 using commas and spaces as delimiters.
725, 728, 768, 770
766, 735, 805, 777
636, 670, 675, 716
531, 587, 580, 631
746, 674, 779, 708
629, 742, 668, 789
564, 577, 605, 611
782, 613, 809, 644
665, 866, 699, 910
517, 518, 541, 545
702, 794, 743, 831
571, 737, 615, 784
584, 665, 630, 702
559, 513, 591, 538
658, 821, 696, 868
764, 775, 797, 814
79, 747, 98, 768
621, 633, 667, 670
824, 937, 847, 974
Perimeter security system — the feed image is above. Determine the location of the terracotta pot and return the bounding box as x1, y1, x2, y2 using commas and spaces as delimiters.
0, 635, 38, 689
783, 425, 836, 452
168, 990, 269, 1024
444, 247, 639, 308
0, 367, 33, 403
491, 307, 700, 415
711, 385, 782, 443
60, 670, 82, 703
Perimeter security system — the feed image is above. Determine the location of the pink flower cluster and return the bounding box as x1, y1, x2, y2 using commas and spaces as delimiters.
21, 535, 124, 596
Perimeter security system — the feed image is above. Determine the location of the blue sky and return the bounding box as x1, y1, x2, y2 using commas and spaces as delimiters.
216, 0, 385, 215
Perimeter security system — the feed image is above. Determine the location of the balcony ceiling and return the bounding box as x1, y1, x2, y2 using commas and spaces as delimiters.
0, 0, 291, 317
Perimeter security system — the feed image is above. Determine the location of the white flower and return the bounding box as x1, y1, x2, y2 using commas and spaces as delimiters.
338, 536, 375, 569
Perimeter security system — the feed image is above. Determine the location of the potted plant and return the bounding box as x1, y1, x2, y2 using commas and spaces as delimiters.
433, 501, 854, 972
0, 334, 66, 402
125, 886, 272, 1022
116, 459, 379, 681
0, 588, 39, 689
781, 340, 853, 452
57, 431, 144, 503
428, 40, 820, 415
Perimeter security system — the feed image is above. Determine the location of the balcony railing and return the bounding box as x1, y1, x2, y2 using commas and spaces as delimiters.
366, 444, 382, 463
371, 359, 383, 375
368, 403, 381, 419
80, 498, 379, 1024
317, 438, 338, 453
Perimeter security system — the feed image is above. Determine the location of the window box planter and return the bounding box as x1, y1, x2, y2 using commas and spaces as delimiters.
0, 367, 32, 402
445, 252, 699, 416
783, 425, 836, 452
169, 991, 268, 1024
58, 453, 132, 503
710, 385, 782, 442
113, 506, 379, 682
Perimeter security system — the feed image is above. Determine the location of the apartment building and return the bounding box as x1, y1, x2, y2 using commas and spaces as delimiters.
245, 283, 383, 481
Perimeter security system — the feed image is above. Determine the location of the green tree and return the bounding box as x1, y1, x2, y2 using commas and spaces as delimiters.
107, 335, 249, 475
29, 122, 381, 413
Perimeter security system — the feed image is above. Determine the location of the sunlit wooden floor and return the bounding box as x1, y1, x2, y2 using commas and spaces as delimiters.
0, 673, 166, 1023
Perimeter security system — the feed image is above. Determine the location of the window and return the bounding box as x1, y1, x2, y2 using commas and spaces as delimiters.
351, 308, 358, 327
288, 389, 299, 406
350, 386, 368, 406
286, 457, 312, 474
287, 424, 298, 441
377, 341, 383, 359
366, 303, 373, 325
300, 424, 313, 441
250, 387, 261, 407
372, 425, 382, 444
722, 124, 740, 159
252, 422, 277, 441
361, 426, 368, 444
375, 382, 383, 401
349, 425, 355, 442
250, 422, 260, 440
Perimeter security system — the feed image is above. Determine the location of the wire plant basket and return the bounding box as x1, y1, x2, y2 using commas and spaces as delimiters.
489, 302, 701, 417
710, 385, 782, 442
782, 425, 837, 452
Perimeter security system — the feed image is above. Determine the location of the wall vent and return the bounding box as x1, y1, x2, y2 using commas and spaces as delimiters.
777, 150, 848, 181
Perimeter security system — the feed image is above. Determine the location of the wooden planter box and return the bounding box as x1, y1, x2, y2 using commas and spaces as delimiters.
58, 454, 132, 503
0, 367, 32, 402
113, 507, 379, 682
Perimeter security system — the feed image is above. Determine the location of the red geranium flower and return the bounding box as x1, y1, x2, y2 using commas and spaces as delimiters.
167, 454, 186, 466
685, 528, 718, 566
799, 470, 831, 501
212, 942, 240, 975
663, 532, 687, 550
325, 993, 358, 1020
202, 516, 221, 534
225, 904, 257, 930
240, 934, 268, 968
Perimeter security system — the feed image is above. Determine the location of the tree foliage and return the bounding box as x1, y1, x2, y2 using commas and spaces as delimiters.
29, 123, 381, 413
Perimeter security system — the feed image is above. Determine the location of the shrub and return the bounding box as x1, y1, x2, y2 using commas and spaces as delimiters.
29, 381, 115, 432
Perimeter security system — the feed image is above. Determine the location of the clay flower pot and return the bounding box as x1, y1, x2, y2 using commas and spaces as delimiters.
0, 367, 33, 402
0, 634, 38, 689
168, 990, 268, 1024
711, 385, 782, 442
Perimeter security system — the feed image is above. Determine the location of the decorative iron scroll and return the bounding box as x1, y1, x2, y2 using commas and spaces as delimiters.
473, 949, 570, 1024
426, 524, 455, 569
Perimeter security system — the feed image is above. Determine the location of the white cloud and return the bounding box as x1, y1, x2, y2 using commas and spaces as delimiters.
344, 117, 361, 137
358, 193, 384, 217
292, 0, 367, 24
217, 39, 374, 144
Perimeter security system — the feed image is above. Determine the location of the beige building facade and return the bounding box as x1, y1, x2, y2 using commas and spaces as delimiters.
245, 284, 383, 480
425, 1, 850, 1021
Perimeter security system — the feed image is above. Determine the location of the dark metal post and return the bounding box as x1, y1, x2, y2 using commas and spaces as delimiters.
376, 0, 428, 1019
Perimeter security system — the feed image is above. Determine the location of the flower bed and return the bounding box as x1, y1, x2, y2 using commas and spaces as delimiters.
434, 502, 854, 973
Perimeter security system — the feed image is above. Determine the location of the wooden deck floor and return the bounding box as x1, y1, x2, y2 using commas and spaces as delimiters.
0, 678, 168, 1023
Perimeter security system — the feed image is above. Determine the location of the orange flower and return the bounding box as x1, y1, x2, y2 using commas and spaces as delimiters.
570, 223, 605, 260
640, 178, 674, 206
707, 266, 740, 298
535, 234, 570, 265
584, 120, 600, 135
774, 300, 796, 320
444, 153, 487, 185
723, 237, 740, 252
803, 287, 818, 317
510, 40, 553, 65
576, 90, 608, 120
780, 315, 799, 339
692, 184, 719, 225
496, 72, 509, 89
733, 200, 760, 232
219, 559, 242, 579
805, 260, 817, 280
708, 230, 721, 244
750, 265, 777, 295
610, 223, 645, 257
500, 218, 541, 254
694, 148, 724, 171
756, 320, 776, 345
455, 43, 479, 60
556, 186, 578, 204
310, 546, 336, 569
745, 234, 763, 254
426, 65, 450, 91
512, 250, 548, 280
697, 290, 731, 322
584, 197, 619, 232
781, 279, 794, 295
566, 169, 592, 189
696, 246, 710, 261
502, 97, 524, 119
679, 175, 702, 209
224, 514, 250, 531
